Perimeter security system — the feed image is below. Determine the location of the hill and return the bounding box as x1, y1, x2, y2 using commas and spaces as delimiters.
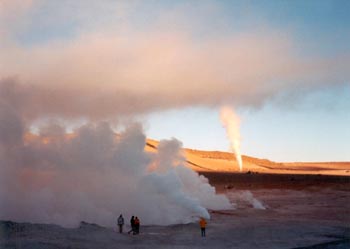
146, 139, 350, 176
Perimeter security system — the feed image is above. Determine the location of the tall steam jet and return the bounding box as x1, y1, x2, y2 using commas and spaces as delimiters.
220, 106, 243, 172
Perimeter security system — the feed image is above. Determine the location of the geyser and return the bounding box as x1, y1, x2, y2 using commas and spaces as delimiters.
0, 104, 231, 227
220, 106, 243, 172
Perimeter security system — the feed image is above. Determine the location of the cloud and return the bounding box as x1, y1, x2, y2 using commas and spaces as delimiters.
0, 0, 35, 38
0, 0, 34, 19
2, 31, 348, 121
0, 1, 349, 122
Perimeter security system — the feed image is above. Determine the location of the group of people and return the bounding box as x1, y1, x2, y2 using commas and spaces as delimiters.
117, 214, 207, 237
128, 216, 140, 235
117, 214, 140, 235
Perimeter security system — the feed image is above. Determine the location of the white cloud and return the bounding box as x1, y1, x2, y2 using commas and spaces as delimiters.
0, 1, 349, 121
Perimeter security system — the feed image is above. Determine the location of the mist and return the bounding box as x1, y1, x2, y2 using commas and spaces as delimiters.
0, 100, 232, 227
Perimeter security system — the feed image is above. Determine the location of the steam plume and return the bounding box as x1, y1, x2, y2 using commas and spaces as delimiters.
227, 191, 266, 210
220, 106, 243, 172
0, 100, 231, 227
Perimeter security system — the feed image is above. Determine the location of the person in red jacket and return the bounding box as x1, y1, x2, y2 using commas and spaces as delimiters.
199, 217, 207, 237
134, 217, 140, 234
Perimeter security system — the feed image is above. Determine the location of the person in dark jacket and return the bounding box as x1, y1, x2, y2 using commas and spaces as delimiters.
128, 216, 135, 234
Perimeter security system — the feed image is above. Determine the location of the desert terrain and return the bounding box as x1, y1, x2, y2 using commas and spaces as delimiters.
1, 139, 349, 249
146, 139, 350, 176
1, 178, 349, 249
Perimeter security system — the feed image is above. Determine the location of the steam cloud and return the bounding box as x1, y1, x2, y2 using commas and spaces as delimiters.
0, 100, 232, 227
0, 1, 349, 121
220, 106, 243, 172
227, 191, 266, 210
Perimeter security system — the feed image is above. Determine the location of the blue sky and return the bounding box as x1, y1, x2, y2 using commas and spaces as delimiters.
1, 0, 349, 162
145, 84, 350, 162
140, 0, 350, 161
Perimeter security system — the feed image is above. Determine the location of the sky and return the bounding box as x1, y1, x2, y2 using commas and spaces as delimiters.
0, 0, 349, 162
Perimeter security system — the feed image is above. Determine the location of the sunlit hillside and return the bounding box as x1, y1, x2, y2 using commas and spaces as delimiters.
23, 133, 350, 176
146, 139, 350, 176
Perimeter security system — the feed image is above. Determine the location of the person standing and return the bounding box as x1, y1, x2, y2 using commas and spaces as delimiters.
117, 214, 124, 233
128, 216, 135, 234
199, 217, 207, 237
134, 216, 140, 234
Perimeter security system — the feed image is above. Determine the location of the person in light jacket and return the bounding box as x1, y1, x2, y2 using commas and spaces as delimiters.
117, 214, 124, 233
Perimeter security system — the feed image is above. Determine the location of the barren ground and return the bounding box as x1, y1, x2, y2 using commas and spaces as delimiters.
1, 173, 349, 249
146, 139, 350, 176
